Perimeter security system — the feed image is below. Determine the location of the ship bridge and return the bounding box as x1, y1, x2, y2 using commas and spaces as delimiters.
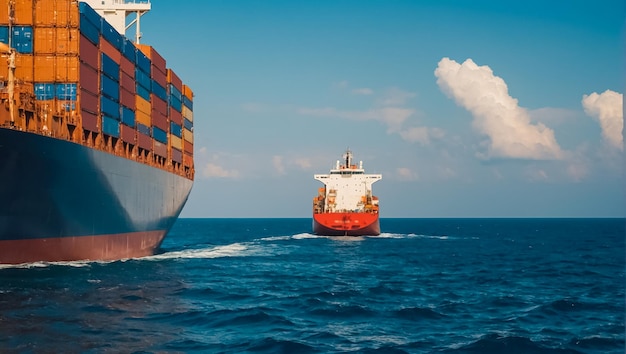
81, 0, 151, 43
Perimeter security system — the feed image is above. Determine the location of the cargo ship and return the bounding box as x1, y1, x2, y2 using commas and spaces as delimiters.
313, 150, 382, 236
0, 0, 195, 264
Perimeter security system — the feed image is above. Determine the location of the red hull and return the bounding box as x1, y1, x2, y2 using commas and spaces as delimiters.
0, 231, 166, 264
313, 212, 380, 236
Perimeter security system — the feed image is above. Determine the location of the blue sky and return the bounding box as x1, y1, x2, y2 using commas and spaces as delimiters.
137, 0, 623, 218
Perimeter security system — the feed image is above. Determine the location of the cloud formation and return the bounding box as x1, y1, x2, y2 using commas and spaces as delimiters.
582, 90, 624, 151
202, 163, 239, 179
435, 58, 563, 160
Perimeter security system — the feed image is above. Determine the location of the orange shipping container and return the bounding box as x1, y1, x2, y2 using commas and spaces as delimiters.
34, 55, 55, 82
183, 153, 193, 168
167, 69, 182, 90
136, 110, 151, 127
136, 95, 150, 115
56, 56, 79, 82
13, 0, 34, 25
182, 84, 193, 100
56, 28, 79, 54
34, 28, 55, 54
170, 135, 182, 150
183, 141, 193, 155
35, 0, 79, 27
16, 54, 34, 82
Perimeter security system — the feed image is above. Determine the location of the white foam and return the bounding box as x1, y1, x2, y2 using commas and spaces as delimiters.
143, 243, 249, 261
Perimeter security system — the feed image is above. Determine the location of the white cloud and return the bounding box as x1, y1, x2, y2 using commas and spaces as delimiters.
352, 88, 374, 95
272, 155, 285, 175
378, 87, 416, 106
399, 127, 445, 145
396, 167, 418, 181
294, 158, 312, 169
434, 57, 563, 160
582, 90, 624, 151
202, 163, 239, 179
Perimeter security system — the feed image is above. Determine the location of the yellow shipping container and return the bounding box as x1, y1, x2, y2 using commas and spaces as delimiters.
55, 56, 79, 82
136, 109, 151, 127
136, 95, 151, 115
182, 105, 193, 122
34, 55, 55, 82
170, 135, 182, 150
183, 128, 193, 144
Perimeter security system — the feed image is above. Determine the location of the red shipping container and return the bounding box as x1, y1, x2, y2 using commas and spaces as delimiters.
150, 94, 167, 115
81, 110, 98, 132
167, 69, 182, 91
80, 89, 98, 113
151, 109, 168, 131
120, 72, 135, 93
120, 88, 136, 110
153, 141, 167, 157
79, 35, 98, 69
137, 131, 152, 150
169, 106, 182, 125
172, 148, 182, 163
80, 62, 99, 95
120, 56, 134, 76
151, 66, 167, 88
184, 141, 193, 155
100, 38, 121, 63
120, 124, 136, 144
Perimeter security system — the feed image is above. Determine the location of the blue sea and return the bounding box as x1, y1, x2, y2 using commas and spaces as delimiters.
0, 218, 624, 353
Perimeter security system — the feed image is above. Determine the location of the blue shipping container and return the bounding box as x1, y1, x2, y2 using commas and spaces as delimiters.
152, 81, 167, 102
121, 106, 136, 127
170, 122, 182, 138
135, 67, 151, 90
79, 15, 100, 45
11, 26, 33, 54
0, 26, 8, 44
169, 84, 182, 101
183, 96, 193, 110
102, 115, 120, 138
79, 2, 102, 27
101, 53, 120, 81
152, 126, 167, 144
136, 50, 151, 74
34, 83, 55, 100
169, 95, 182, 113
56, 83, 77, 100
136, 84, 151, 102
184, 118, 193, 131
100, 95, 120, 119
100, 74, 119, 101
137, 122, 151, 136
122, 38, 137, 63
101, 20, 123, 51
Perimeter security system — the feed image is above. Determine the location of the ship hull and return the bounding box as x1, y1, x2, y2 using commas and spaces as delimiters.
313, 212, 380, 236
0, 128, 193, 264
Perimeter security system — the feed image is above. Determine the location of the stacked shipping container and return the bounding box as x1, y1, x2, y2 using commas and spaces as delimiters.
0, 1, 194, 176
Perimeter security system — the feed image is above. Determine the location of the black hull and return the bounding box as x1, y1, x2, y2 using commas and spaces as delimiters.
0, 128, 193, 263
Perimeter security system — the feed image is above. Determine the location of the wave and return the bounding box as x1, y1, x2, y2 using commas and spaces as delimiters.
445, 332, 583, 353
144, 243, 250, 261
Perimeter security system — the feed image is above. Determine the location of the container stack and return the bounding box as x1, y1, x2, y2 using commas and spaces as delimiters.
0, 1, 193, 175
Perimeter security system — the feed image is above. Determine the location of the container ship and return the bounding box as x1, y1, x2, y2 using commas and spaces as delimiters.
0, 0, 195, 264
312, 150, 382, 236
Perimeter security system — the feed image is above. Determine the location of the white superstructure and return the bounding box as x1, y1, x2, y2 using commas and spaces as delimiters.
81, 0, 151, 43
314, 150, 382, 213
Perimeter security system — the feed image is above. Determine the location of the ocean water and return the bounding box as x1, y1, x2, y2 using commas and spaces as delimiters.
0, 218, 624, 353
